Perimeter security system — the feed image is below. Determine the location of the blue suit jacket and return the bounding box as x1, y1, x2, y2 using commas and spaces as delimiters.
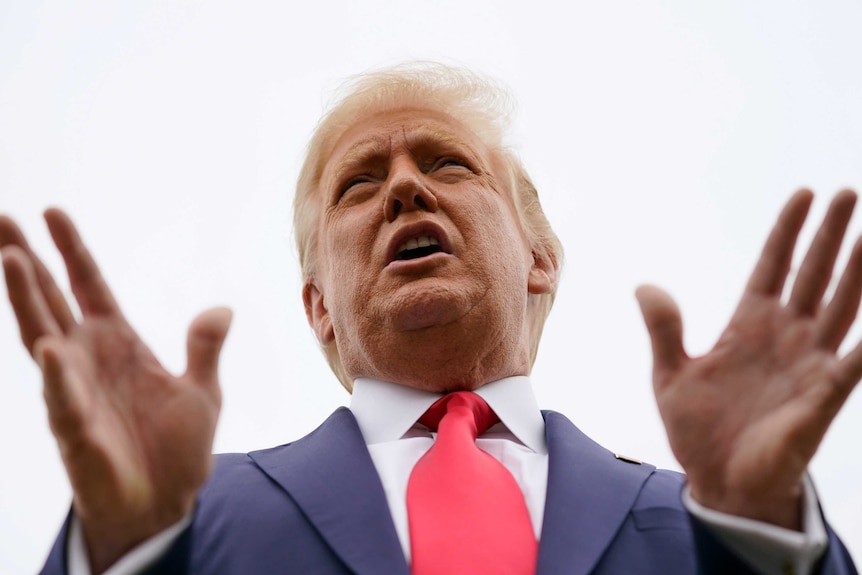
42, 408, 857, 574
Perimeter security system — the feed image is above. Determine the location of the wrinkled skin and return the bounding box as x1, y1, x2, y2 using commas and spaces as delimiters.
303, 108, 557, 392
0, 211, 231, 573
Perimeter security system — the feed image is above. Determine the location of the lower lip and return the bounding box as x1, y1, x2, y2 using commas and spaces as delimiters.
385, 251, 451, 272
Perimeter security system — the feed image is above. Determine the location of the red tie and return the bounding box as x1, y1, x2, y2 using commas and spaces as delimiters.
407, 391, 538, 575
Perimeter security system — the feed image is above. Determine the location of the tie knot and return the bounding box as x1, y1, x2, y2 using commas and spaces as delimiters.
418, 391, 500, 436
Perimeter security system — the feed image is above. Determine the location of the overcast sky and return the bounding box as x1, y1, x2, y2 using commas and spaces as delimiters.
1, 1, 861, 572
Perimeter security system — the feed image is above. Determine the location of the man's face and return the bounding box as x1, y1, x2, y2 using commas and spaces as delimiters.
304, 107, 553, 391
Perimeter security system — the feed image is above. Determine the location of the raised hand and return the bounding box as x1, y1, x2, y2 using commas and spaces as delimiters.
636, 189, 862, 530
0, 210, 232, 573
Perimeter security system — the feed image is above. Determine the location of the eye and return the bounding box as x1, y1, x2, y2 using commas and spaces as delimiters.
431, 157, 476, 176
429, 157, 475, 183
435, 157, 467, 170
340, 176, 372, 197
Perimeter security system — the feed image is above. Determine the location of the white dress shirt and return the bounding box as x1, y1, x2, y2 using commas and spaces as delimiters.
350, 375, 549, 559
69, 375, 828, 575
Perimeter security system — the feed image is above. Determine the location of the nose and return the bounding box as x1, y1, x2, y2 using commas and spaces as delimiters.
383, 159, 439, 222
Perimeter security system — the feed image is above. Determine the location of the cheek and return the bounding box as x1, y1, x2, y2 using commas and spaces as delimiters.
468, 200, 532, 271
320, 222, 375, 305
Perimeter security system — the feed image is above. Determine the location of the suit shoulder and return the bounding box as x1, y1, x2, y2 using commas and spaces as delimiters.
641, 467, 685, 497
633, 467, 687, 514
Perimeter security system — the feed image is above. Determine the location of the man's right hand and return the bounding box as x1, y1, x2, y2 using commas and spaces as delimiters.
0, 209, 231, 575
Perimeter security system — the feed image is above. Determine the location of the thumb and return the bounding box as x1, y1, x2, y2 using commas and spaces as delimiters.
186, 307, 233, 385
635, 285, 687, 384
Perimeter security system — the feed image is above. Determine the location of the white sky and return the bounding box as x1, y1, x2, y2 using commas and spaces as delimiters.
1, 1, 861, 571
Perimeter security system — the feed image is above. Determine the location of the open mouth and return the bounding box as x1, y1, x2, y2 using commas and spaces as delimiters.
394, 235, 445, 261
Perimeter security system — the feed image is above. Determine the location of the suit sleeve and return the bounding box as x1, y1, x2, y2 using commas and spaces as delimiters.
40, 511, 193, 575
690, 513, 858, 575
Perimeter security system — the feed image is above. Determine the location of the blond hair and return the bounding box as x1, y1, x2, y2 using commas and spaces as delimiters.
294, 62, 564, 390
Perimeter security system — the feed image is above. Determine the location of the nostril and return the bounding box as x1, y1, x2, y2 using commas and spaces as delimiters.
392, 199, 403, 218
414, 195, 427, 210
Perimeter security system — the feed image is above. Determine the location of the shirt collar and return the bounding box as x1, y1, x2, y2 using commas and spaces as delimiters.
350, 376, 547, 455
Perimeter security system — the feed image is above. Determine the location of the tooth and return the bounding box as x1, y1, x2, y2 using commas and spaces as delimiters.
396, 235, 441, 256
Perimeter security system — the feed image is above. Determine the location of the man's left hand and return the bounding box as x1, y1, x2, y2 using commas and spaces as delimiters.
637, 189, 862, 530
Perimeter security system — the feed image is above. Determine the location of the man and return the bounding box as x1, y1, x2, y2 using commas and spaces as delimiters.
1, 63, 858, 574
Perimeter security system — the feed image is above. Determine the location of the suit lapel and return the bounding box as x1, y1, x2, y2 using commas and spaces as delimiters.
249, 408, 410, 575
248, 407, 654, 575
537, 411, 656, 575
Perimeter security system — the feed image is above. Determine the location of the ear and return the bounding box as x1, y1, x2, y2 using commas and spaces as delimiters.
527, 248, 559, 295
303, 280, 335, 345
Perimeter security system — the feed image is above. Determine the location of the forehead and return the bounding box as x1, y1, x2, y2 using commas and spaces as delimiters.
322, 107, 491, 177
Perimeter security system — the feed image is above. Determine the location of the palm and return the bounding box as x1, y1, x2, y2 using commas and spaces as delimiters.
0, 210, 231, 570
59, 318, 218, 523
638, 190, 862, 528
660, 297, 837, 505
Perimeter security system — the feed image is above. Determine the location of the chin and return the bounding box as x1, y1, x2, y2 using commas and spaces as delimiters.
386, 368, 490, 393
386, 283, 473, 332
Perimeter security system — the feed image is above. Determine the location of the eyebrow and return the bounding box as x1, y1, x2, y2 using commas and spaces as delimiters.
330, 138, 390, 183
328, 123, 485, 183
405, 126, 482, 161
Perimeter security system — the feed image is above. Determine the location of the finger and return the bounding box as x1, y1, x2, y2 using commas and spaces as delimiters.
0, 215, 76, 331
185, 307, 233, 388
635, 285, 687, 386
788, 190, 857, 316
2, 247, 63, 354
832, 339, 862, 407
35, 336, 88, 443
745, 189, 814, 297
817, 234, 862, 351
43, 208, 120, 317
